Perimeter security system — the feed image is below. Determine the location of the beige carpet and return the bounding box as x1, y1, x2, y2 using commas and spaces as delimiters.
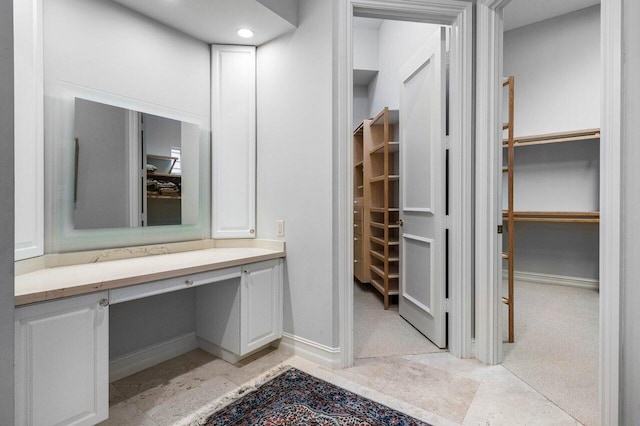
354, 280, 444, 359
502, 280, 599, 426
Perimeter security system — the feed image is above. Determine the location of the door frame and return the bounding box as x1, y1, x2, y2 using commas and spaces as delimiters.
474, 1, 622, 424
336, 0, 474, 367
599, 1, 622, 424
338, 2, 621, 423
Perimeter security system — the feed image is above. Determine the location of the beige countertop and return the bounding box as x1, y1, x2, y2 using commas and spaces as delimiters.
15, 239, 285, 306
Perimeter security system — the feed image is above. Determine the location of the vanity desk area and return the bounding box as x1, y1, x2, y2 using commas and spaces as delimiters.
11, 0, 279, 423
14, 239, 285, 426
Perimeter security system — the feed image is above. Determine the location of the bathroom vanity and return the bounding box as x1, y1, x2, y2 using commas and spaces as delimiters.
14, 240, 285, 426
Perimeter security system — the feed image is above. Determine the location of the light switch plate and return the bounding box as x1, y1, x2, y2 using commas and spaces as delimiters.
276, 220, 285, 237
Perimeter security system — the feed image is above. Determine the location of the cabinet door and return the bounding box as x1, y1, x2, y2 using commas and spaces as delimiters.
240, 259, 283, 355
15, 292, 109, 426
211, 45, 256, 239
14, 0, 44, 260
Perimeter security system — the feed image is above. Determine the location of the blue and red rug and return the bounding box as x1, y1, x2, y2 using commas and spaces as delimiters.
201, 367, 430, 426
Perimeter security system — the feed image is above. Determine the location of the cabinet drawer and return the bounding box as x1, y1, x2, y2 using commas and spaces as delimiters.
109, 266, 241, 304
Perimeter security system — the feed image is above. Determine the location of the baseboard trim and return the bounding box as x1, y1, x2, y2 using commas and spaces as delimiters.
280, 332, 341, 368
502, 270, 599, 290
109, 332, 199, 382
197, 338, 244, 364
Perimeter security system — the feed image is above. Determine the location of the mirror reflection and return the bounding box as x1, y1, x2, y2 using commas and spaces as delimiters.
73, 98, 199, 229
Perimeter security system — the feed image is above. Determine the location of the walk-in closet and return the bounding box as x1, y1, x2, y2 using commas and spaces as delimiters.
351, 17, 449, 359
501, 3, 600, 425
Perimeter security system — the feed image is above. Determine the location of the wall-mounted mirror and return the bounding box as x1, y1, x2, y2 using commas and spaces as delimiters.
73, 98, 199, 230
43, 0, 212, 253
45, 82, 210, 253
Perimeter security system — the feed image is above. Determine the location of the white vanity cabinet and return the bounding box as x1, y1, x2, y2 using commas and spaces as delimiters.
196, 259, 283, 361
15, 292, 109, 426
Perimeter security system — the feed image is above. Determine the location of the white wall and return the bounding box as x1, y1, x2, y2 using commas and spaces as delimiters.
353, 85, 369, 129
621, 0, 640, 423
367, 20, 440, 117
503, 6, 600, 281
256, 0, 336, 348
109, 289, 196, 358
0, 0, 14, 421
504, 6, 600, 136
44, 0, 211, 252
44, 0, 210, 118
353, 27, 378, 71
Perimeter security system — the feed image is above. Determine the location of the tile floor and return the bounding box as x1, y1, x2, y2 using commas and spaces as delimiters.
101, 345, 583, 426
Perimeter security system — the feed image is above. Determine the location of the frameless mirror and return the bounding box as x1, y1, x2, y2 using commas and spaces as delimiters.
72, 98, 200, 230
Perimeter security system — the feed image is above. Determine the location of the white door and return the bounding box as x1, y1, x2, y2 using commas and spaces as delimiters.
399, 28, 448, 348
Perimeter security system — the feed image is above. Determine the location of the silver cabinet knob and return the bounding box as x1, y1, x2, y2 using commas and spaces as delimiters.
185, 279, 194, 286
99, 298, 109, 307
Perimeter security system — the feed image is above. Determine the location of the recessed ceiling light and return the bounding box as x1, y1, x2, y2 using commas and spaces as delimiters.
236, 28, 254, 39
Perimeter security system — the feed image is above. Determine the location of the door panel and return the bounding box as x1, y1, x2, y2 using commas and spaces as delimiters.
399, 27, 447, 348
402, 62, 434, 211
402, 234, 434, 313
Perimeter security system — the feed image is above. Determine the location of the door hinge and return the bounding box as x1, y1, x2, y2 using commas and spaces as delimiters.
443, 215, 451, 229
445, 52, 451, 66
497, 225, 503, 234
444, 298, 450, 312
443, 135, 450, 149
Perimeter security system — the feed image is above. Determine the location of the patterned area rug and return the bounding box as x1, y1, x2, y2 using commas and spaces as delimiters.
200, 368, 430, 426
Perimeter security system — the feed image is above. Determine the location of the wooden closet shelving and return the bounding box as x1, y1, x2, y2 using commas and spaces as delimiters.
503, 128, 600, 148
353, 121, 369, 283
502, 76, 515, 343
502, 211, 600, 223
367, 107, 400, 310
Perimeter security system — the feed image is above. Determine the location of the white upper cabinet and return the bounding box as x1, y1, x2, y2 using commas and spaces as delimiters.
211, 45, 257, 239
14, 0, 44, 260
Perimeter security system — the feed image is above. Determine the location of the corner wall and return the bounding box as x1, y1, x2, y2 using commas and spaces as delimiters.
0, 0, 14, 421
256, 0, 337, 349
503, 6, 600, 282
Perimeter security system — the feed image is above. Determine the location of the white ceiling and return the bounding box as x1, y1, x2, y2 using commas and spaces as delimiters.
110, 0, 297, 45
504, 0, 600, 32
110, 0, 600, 45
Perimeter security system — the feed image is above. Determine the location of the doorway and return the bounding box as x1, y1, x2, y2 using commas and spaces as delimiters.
351, 18, 451, 359
498, 5, 601, 425
339, 0, 474, 368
